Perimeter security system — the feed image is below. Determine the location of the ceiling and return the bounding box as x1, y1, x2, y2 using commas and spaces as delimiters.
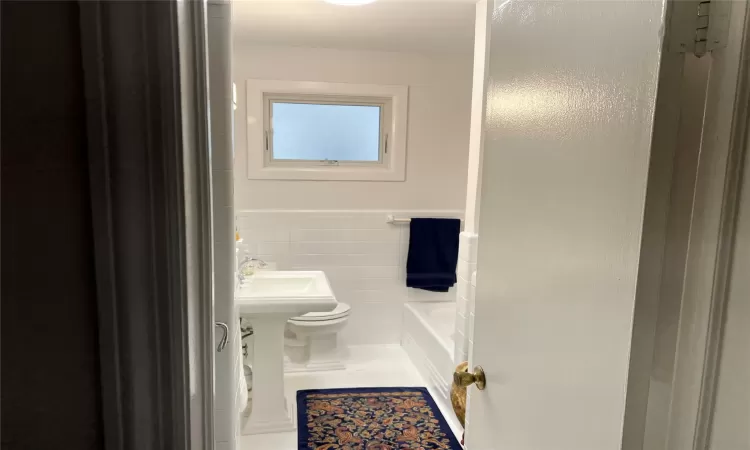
232, 0, 476, 54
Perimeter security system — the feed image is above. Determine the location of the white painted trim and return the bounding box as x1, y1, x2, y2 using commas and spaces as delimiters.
235, 209, 465, 216
245, 79, 408, 181
463, 0, 491, 234
180, 0, 216, 448
667, 3, 750, 449
206, 2, 238, 447
621, 16, 692, 447
638, 52, 713, 450
263, 93, 391, 167
284, 361, 346, 373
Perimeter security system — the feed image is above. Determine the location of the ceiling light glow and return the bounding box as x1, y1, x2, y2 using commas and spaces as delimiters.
323, 0, 377, 5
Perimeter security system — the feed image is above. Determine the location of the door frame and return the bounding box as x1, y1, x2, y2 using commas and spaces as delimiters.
665, 3, 750, 448
178, 1, 216, 449
79, 1, 214, 449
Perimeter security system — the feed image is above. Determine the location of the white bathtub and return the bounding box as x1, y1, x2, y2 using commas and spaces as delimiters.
402, 302, 459, 431
405, 302, 455, 354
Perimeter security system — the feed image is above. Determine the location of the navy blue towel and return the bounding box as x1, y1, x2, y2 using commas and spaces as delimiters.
406, 218, 461, 292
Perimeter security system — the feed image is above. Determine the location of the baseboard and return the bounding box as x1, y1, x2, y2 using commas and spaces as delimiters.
284, 361, 346, 372
240, 396, 297, 435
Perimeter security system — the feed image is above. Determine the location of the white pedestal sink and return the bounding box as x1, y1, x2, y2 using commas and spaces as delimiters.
236, 271, 337, 435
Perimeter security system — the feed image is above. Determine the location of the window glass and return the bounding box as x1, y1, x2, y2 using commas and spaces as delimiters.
271, 102, 381, 162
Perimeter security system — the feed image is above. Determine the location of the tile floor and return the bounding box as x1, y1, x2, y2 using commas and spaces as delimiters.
238, 345, 462, 449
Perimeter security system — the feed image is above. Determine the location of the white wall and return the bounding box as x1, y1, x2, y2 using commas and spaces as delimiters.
233, 44, 473, 210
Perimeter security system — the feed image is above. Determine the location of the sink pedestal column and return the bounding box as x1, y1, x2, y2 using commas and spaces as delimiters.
244, 314, 296, 434
235, 271, 338, 435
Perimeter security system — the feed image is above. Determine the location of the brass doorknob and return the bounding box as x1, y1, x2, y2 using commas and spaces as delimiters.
453, 365, 486, 390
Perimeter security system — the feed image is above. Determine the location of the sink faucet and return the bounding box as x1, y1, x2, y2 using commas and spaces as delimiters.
237, 255, 268, 284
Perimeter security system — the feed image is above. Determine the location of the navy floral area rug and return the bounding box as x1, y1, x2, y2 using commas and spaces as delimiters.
296, 387, 462, 450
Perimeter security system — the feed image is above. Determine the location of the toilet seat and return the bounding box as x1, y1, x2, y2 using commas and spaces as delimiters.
290, 303, 351, 322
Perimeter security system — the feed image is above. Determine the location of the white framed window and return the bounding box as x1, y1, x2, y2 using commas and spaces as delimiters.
245, 79, 408, 181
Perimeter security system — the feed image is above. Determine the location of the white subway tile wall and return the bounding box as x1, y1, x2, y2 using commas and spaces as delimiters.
467, 271, 477, 363
236, 211, 463, 346
454, 232, 478, 365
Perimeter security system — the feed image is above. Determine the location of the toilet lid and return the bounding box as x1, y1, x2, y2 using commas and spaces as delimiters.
291, 303, 351, 322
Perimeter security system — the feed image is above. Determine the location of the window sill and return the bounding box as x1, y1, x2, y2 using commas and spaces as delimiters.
247, 164, 406, 182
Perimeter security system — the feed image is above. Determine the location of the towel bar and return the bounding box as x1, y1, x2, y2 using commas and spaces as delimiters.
386, 215, 412, 224
386, 214, 462, 225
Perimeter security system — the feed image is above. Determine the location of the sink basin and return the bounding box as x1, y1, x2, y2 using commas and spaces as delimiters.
236, 270, 337, 315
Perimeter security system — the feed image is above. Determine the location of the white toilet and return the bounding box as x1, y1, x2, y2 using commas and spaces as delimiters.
284, 303, 351, 372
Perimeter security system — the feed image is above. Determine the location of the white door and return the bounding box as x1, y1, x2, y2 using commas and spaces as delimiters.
464, 1, 671, 448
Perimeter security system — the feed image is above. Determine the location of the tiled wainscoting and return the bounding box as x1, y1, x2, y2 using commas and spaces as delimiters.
454, 232, 478, 365
236, 210, 463, 346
